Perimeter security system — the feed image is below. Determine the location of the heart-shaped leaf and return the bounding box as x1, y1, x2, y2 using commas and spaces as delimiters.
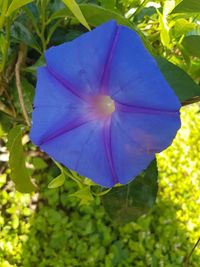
102, 160, 158, 225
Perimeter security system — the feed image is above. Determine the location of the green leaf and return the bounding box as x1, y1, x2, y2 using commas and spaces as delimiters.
51, 4, 152, 53
11, 21, 41, 53
6, 0, 34, 17
0, 0, 9, 27
7, 125, 36, 193
100, 0, 116, 10
173, 19, 196, 37
158, 11, 170, 48
62, 0, 90, 30
102, 160, 158, 225
182, 35, 200, 58
25, 56, 45, 74
48, 172, 65, 189
53, 161, 83, 186
32, 157, 48, 170
71, 187, 94, 206
51, 4, 133, 27
172, 0, 200, 13
80, 4, 133, 29
155, 56, 200, 103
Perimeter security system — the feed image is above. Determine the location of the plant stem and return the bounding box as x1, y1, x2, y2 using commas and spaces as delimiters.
15, 44, 31, 127
183, 237, 200, 266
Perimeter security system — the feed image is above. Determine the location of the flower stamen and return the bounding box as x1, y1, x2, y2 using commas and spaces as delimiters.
93, 95, 115, 117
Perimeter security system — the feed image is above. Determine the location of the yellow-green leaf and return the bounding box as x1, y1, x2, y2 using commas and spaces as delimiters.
6, 0, 34, 17
71, 187, 94, 205
48, 172, 65, 189
158, 11, 170, 48
7, 125, 36, 193
62, 0, 90, 30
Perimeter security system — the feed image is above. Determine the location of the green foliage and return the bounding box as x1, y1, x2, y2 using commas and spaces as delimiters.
11, 21, 42, 53
48, 168, 65, 189
172, 0, 200, 13
62, 0, 91, 30
52, 3, 134, 28
155, 56, 200, 103
102, 160, 158, 224
71, 187, 94, 205
182, 35, 200, 58
6, 0, 35, 17
7, 125, 36, 193
100, 0, 116, 10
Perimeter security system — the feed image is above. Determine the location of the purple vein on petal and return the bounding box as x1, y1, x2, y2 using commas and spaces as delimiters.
103, 118, 119, 185
38, 117, 94, 146
115, 101, 180, 116
47, 66, 88, 102
100, 24, 120, 94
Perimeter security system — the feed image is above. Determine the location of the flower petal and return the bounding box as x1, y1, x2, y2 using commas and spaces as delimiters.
33, 67, 85, 108
45, 20, 118, 98
30, 67, 87, 145
111, 109, 181, 185
106, 25, 180, 111
30, 21, 182, 188
40, 121, 115, 188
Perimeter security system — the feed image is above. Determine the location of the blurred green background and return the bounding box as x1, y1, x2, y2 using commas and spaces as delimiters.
0, 0, 200, 266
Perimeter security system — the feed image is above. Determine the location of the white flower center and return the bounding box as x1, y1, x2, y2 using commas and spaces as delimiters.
94, 95, 115, 116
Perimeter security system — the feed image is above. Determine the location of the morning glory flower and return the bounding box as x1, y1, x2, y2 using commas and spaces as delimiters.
30, 20, 181, 188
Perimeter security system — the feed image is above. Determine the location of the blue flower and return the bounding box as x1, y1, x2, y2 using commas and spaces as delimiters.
30, 20, 181, 188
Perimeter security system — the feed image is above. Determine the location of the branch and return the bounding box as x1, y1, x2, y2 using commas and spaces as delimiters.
183, 236, 200, 266
15, 44, 31, 127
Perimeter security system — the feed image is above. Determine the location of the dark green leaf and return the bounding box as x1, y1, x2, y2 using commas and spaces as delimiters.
23, 4, 40, 32
7, 126, 36, 193
11, 21, 41, 53
182, 35, 200, 58
80, 4, 133, 29
51, 4, 152, 53
172, 0, 200, 13
102, 160, 158, 225
51, 4, 133, 28
155, 56, 200, 103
